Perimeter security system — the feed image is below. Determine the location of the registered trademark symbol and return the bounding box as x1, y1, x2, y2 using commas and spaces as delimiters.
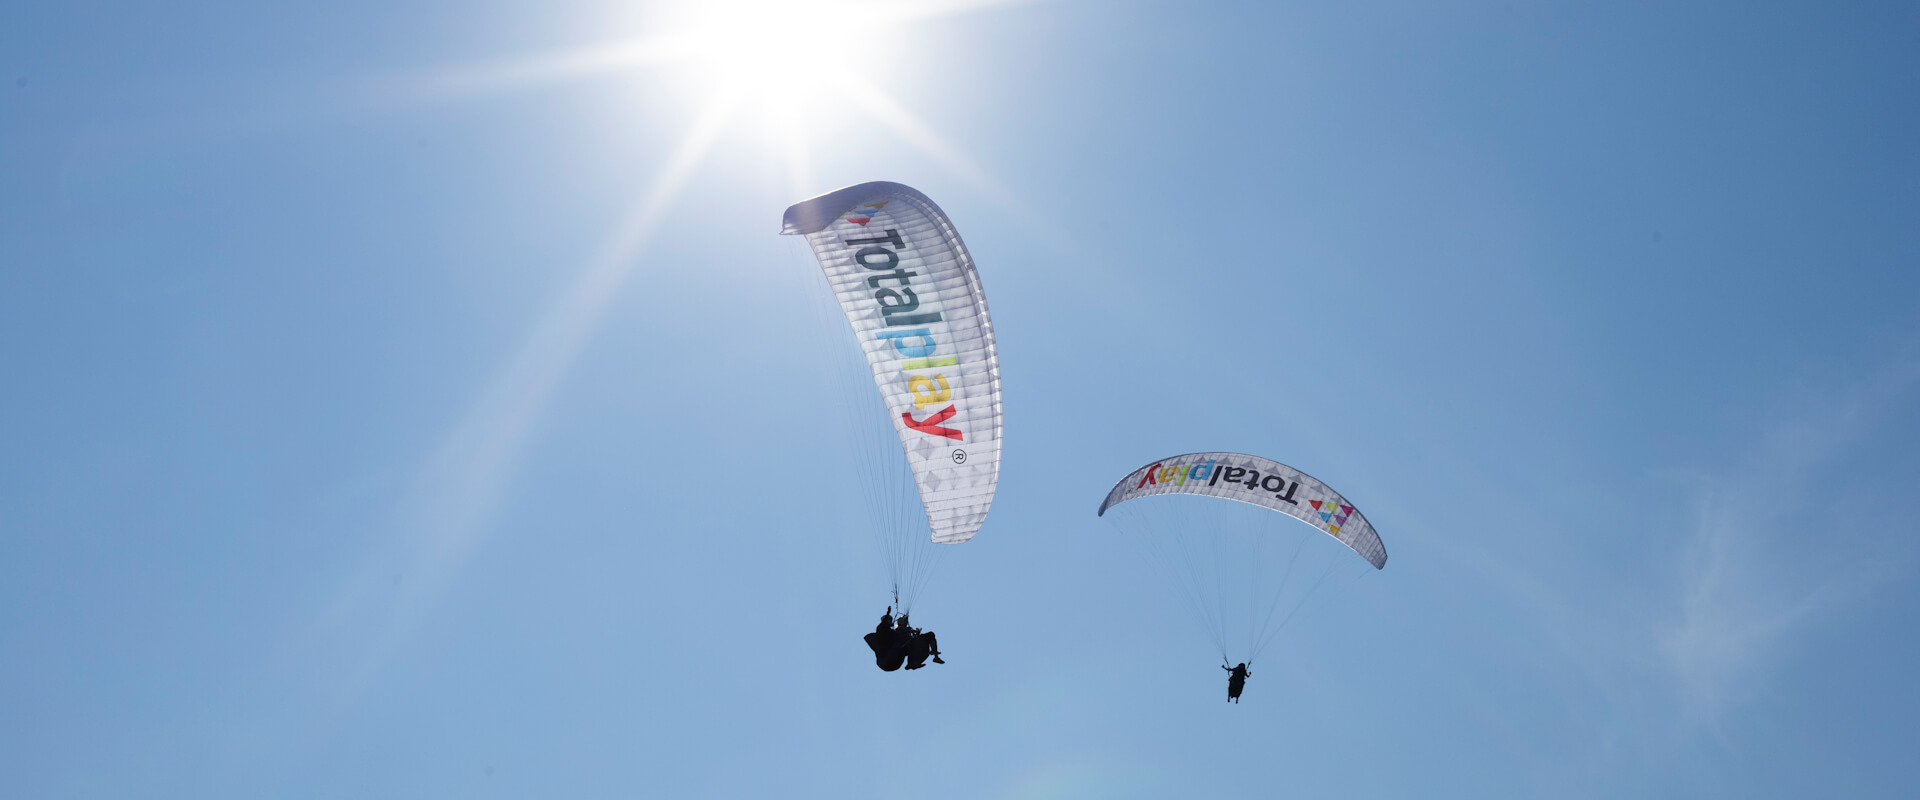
951, 449, 967, 464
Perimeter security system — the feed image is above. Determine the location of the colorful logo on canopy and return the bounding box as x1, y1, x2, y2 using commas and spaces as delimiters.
840, 201, 888, 227
1309, 500, 1354, 535
832, 216, 961, 443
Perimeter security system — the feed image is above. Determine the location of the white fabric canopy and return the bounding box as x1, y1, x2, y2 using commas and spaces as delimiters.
783, 182, 1002, 544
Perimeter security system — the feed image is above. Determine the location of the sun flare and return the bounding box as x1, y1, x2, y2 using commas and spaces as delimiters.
411, 0, 1027, 191
332, 0, 1034, 712
671, 1, 867, 98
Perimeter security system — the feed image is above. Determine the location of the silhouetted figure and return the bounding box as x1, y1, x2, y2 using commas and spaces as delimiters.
864, 607, 908, 671
893, 614, 944, 669
1223, 662, 1251, 703
903, 628, 944, 670
863, 608, 946, 672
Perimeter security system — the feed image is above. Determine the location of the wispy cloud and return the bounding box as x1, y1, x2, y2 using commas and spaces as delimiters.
1659, 357, 1919, 727
1417, 350, 1919, 792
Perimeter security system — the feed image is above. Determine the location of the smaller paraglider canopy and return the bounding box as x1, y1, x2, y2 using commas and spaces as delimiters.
1098, 452, 1386, 569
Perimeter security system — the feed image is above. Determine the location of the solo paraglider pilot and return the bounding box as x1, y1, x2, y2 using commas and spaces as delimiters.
1223, 662, 1251, 703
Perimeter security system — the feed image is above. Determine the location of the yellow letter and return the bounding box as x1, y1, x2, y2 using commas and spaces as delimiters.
909, 375, 952, 409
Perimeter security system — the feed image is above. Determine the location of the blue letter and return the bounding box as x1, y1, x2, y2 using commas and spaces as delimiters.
875, 328, 937, 357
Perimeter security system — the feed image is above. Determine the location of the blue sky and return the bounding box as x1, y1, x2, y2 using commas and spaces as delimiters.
4, 0, 1918, 797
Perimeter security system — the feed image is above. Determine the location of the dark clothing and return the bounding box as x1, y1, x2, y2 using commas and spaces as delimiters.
865, 609, 913, 671
1224, 663, 1251, 702
863, 608, 943, 672
903, 631, 941, 670
865, 629, 908, 671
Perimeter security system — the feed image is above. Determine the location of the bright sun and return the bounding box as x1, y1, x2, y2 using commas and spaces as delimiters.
672, 1, 867, 97
654, 0, 879, 175
634, 0, 1000, 193
413, 0, 1013, 192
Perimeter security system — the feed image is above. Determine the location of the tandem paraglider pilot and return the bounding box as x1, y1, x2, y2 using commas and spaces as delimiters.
863, 607, 944, 672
